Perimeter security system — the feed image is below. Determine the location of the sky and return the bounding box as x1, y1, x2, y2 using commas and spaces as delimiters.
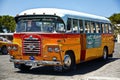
0, 0, 120, 17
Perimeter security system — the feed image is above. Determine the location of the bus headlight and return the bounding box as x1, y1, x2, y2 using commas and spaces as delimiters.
53, 57, 57, 61
13, 46, 18, 51
7, 45, 18, 51
54, 47, 60, 52
47, 46, 60, 53
7, 46, 12, 50
48, 47, 53, 52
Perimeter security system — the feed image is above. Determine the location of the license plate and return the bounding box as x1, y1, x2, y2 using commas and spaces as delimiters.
25, 62, 33, 66
25, 62, 37, 66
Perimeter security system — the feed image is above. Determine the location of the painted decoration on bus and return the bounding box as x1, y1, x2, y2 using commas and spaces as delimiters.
86, 34, 101, 48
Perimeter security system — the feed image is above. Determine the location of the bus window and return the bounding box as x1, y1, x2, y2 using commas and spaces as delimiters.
102, 23, 105, 33
16, 21, 26, 32
105, 23, 109, 33
79, 20, 83, 33
73, 19, 78, 33
67, 18, 72, 32
56, 23, 65, 32
90, 22, 95, 33
85, 21, 90, 33
96, 22, 101, 33
109, 24, 113, 33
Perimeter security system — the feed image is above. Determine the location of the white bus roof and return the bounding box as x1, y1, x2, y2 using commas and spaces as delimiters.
19, 8, 110, 23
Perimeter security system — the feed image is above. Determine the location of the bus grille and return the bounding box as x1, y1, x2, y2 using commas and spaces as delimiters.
23, 38, 41, 55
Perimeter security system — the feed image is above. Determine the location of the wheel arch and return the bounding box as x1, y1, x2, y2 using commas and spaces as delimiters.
103, 46, 109, 55
65, 50, 76, 64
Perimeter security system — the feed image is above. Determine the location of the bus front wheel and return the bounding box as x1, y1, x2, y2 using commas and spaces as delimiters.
63, 53, 76, 71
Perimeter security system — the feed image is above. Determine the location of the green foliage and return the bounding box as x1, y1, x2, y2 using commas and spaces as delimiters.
0, 15, 16, 33
109, 13, 120, 35
109, 13, 120, 24
0, 16, 3, 32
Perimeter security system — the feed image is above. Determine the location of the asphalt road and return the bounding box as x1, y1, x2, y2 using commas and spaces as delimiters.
0, 43, 120, 80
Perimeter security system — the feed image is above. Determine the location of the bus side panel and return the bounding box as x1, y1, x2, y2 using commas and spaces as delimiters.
101, 34, 115, 56
43, 34, 81, 64
62, 34, 81, 64
82, 34, 102, 61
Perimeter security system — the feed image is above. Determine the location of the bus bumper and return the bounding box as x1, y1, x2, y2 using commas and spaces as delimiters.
10, 59, 62, 66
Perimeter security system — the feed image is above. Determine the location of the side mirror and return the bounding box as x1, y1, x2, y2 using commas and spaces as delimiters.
114, 38, 117, 42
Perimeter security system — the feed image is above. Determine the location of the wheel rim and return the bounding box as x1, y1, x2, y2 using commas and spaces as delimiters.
103, 49, 107, 59
63, 55, 72, 69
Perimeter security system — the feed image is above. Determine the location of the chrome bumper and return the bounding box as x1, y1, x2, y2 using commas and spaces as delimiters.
10, 59, 62, 66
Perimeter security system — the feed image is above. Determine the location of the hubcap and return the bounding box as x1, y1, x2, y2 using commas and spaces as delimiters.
63, 55, 71, 69
103, 49, 107, 59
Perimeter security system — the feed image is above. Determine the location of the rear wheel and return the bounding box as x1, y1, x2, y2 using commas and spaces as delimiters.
103, 47, 108, 60
109, 54, 113, 58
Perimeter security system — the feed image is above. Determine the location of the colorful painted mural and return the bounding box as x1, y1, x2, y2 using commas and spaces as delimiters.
86, 34, 101, 48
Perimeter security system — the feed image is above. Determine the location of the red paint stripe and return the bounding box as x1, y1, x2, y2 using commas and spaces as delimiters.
14, 33, 80, 39
42, 33, 80, 38
80, 50, 86, 61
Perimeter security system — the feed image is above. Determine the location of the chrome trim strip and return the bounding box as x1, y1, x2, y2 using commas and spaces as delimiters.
10, 59, 61, 66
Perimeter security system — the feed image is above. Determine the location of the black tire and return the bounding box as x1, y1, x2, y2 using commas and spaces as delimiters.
19, 64, 31, 71
109, 54, 113, 58
102, 47, 108, 60
63, 53, 76, 71
1, 46, 8, 55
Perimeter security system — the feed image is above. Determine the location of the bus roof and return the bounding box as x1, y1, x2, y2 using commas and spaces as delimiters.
18, 8, 110, 23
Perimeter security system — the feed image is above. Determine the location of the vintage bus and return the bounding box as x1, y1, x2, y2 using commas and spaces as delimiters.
7, 8, 115, 71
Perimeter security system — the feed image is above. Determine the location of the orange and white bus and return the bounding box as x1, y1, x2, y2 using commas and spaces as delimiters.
8, 8, 115, 71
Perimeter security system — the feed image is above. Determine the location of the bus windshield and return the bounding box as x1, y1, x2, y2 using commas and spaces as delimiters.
16, 16, 65, 33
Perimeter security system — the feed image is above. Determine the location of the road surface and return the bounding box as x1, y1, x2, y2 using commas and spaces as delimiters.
0, 43, 120, 80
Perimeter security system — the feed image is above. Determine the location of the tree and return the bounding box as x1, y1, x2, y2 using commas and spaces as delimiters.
109, 13, 120, 24
0, 16, 3, 32
0, 15, 16, 33
109, 13, 120, 35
